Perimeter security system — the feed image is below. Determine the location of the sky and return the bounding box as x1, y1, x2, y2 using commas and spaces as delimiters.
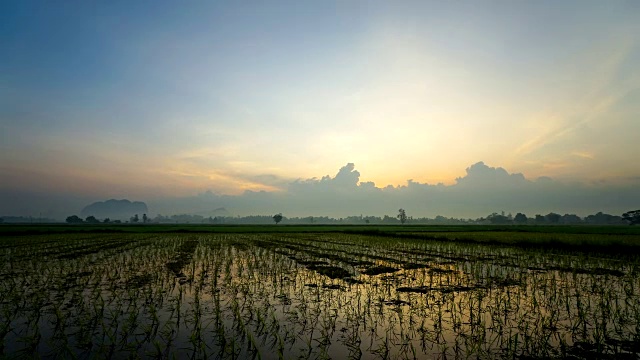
1, 1, 639, 219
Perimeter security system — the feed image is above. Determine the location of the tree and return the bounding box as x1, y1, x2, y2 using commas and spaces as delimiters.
143, 213, 148, 223
85, 215, 100, 224
622, 210, 640, 225
397, 209, 407, 224
514, 213, 528, 224
545, 212, 561, 224
561, 214, 582, 224
130, 214, 139, 223
103, 218, 111, 223
66, 215, 84, 224
487, 212, 511, 224
273, 213, 283, 225
0, 218, 3, 224
585, 212, 624, 225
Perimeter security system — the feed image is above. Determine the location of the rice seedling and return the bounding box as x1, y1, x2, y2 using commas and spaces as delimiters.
0, 231, 639, 358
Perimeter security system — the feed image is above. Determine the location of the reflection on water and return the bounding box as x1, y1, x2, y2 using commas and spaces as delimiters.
1, 233, 639, 359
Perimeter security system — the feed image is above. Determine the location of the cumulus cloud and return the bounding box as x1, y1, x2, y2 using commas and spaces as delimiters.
147, 162, 640, 219
2, 162, 639, 220
455, 162, 527, 188
289, 163, 361, 192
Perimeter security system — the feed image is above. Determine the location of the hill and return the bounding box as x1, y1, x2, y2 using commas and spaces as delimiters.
80, 199, 148, 220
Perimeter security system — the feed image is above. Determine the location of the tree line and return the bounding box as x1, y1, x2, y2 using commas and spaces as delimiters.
65, 214, 149, 224
58, 209, 640, 226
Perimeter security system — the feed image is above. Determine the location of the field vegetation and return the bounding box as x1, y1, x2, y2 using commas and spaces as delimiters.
1, 227, 639, 359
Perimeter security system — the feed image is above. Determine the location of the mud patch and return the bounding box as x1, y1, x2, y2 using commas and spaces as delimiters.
396, 285, 475, 294
547, 266, 625, 277
308, 265, 351, 279
362, 266, 400, 276
322, 284, 343, 290
384, 299, 411, 306
166, 239, 199, 277
402, 262, 429, 270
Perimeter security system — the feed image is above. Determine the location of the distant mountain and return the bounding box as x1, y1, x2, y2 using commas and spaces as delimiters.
81, 199, 148, 220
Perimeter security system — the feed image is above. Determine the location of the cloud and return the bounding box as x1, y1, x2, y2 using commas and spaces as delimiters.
146, 162, 639, 219
571, 151, 595, 160
455, 162, 527, 188
289, 163, 361, 193
513, 28, 639, 168
3, 162, 639, 220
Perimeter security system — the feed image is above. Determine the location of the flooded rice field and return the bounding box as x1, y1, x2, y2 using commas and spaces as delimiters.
1, 233, 639, 359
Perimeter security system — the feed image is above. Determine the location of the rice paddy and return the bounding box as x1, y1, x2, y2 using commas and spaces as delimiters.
1, 231, 639, 359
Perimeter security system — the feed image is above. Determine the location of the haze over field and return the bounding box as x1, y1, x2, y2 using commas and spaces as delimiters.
1, 1, 639, 219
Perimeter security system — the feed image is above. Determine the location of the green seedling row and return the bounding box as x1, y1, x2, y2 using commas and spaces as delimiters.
1, 232, 639, 359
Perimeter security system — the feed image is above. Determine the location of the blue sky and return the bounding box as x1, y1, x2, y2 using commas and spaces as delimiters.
1, 1, 639, 217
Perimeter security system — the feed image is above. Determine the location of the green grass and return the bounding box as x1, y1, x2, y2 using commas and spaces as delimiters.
2, 223, 639, 235
2, 223, 640, 257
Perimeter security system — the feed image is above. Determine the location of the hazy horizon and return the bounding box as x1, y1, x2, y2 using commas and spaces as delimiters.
2, 1, 639, 219
1, 161, 638, 221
